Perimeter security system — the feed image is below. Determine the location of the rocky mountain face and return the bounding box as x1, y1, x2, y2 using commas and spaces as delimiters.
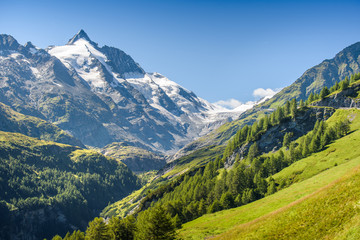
173, 41, 360, 159
0, 31, 240, 154
264, 41, 360, 107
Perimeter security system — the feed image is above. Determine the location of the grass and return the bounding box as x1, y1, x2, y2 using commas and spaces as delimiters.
214, 160, 360, 240
274, 108, 360, 184
178, 109, 360, 239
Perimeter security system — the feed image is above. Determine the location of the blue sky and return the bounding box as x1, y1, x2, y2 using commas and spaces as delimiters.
1, 0, 360, 107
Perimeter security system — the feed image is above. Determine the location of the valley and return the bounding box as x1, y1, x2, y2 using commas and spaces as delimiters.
0, 29, 360, 240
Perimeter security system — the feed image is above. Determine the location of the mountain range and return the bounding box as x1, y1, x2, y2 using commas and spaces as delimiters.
1, 30, 360, 240
0, 30, 241, 154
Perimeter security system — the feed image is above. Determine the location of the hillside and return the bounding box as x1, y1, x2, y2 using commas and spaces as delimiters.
0, 102, 84, 147
179, 108, 360, 239
101, 79, 360, 222
0, 131, 140, 240
173, 42, 360, 159
100, 142, 166, 172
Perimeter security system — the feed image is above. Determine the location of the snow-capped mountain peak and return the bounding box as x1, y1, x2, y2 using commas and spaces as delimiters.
67, 29, 94, 45
25, 31, 243, 153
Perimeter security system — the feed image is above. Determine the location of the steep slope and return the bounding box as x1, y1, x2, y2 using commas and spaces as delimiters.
265, 41, 360, 107
179, 108, 360, 239
0, 31, 239, 153
0, 131, 140, 240
174, 41, 360, 158
100, 142, 166, 172
0, 102, 84, 147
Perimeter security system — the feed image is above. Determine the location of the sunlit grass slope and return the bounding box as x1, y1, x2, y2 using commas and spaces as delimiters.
179, 109, 360, 239
215, 160, 360, 240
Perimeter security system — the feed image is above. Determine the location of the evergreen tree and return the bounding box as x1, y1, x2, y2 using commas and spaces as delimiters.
299, 99, 305, 108
319, 86, 330, 99
266, 178, 277, 196
64, 230, 85, 240
308, 92, 315, 103
340, 78, 349, 90
282, 132, 292, 149
208, 200, 222, 213
241, 188, 256, 205
172, 214, 182, 229
350, 75, 355, 83
247, 142, 259, 161
275, 107, 285, 124
234, 194, 242, 206
85, 217, 111, 240
108, 216, 136, 240
136, 206, 177, 240
220, 192, 235, 209
263, 115, 269, 131
284, 101, 290, 116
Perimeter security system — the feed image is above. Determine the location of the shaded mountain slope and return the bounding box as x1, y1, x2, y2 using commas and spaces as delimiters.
100, 142, 167, 172
0, 131, 140, 240
0, 102, 84, 147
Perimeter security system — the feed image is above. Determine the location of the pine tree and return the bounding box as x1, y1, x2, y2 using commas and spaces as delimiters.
282, 132, 291, 149
85, 217, 111, 240
266, 178, 277, 196
220, 192, 235, 209
319, 86, 330, 99
235, 194, 242, 206
136, 206, 177, 240
247, 142, 259, 161
63, 230, 85, 240
108, 216, 136, 240
172, 214, 182, 229
208, 200, 222, 213
350, 75, 355, 83
340, 78, 349, 90
275, 107, 285, 124
308, 92, 315, 103
241, 188, 256, 204
263, 115, 269, 130
290, 99, 297, 119
299, 99, 305, 108
284, 101, 290, 116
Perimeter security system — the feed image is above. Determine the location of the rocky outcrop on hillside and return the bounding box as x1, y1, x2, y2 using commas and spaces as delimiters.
225, 107, 336, 167
311, 82, 360, 109
172, 42, 360, 160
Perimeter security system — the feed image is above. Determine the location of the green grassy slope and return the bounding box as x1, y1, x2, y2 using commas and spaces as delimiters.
0, 102, 84, 147
179, 109, 360, 239
215, 160, 360, 240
